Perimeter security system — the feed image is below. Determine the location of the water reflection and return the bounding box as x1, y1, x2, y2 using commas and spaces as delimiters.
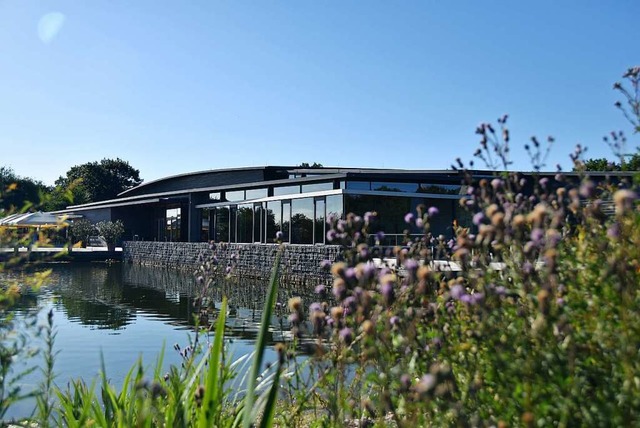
41, 263, 319, 344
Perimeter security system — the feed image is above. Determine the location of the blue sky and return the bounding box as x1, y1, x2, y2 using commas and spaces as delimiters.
1, 1, 638, 185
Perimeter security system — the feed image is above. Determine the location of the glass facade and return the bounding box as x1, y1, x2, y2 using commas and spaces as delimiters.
301, 182, 334, 193
314, 198, 325, 244
237, 204, 253, 243
246, 188, 268, 200
291, 198, 314, 244
165, 207, 181, 242
273, 185, 300, 196
265, 201, 281, 243
225, 190, 245, 202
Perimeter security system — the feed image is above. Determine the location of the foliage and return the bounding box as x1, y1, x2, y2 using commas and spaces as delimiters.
581, 150, 640, 171
68, 219, 96, 246
55, 158, 142, 203
96, 220, 125, 245
298, 162, 324, 168
0, 166, 48, 213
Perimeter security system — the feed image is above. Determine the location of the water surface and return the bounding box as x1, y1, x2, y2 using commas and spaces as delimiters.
4, 262, 314, 420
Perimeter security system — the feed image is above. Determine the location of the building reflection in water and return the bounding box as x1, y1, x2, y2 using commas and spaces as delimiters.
41, 263, 321, 346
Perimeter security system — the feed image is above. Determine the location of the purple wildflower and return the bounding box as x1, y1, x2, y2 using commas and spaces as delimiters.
404, 212, 414, 224
472, 212, 485, 226
450, 284, 464, 300
380, 282, 395, 305
275, 231, 283, 241
364, 211, 375, 224
428, 206, 439, 217
530, 228, 544, 245
339, 327, 353, 345
309, 302, 323, 313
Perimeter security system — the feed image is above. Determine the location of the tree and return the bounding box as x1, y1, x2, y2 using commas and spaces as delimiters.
581, 151, 640, 171
0, 167, 49, 213
298, 162, 323, 168
55, 158, 142, 203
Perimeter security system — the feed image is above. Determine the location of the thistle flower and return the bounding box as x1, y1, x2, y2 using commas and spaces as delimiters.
404, 212, 415, 224
613, 189, 637, 214
339, 327, 353, 345
380, 282, 395, 305
428, 206, 439, 217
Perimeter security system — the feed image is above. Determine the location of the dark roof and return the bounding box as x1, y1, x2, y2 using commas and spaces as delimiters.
57, 165, 637, 213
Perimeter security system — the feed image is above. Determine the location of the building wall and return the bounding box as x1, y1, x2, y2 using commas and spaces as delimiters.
123, 241, 341, 286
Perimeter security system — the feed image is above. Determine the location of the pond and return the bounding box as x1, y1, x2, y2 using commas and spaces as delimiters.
3, 262, 315, 420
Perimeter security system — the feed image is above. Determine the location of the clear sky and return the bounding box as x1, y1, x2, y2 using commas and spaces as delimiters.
1, 1, 638, 185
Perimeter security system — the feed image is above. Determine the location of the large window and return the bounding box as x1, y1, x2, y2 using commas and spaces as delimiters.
246, 188, 268, 200
265, 201, 281, 243
200, 208, 211, 242
282, 201, 291, 243
237, 204, 253, 243
301, 182, 334, 193
371, 182, 420, 193
314, 198, 325, 244
225, 190, 245, 202
291, 198, 314, 244
165, 207, 181, 242
253, 203, 263, 242
215, 206, 230, 242
326, 194, 343, 222
274, 185, 300, 196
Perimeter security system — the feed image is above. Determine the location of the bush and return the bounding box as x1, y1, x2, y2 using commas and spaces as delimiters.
96, 220, 125, 246
68, 219, 96, 247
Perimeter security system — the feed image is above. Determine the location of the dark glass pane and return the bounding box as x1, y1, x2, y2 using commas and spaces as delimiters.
314, 198, 325, 244
225, 190, 245, 202
345, 195, 410, 244
345, 181, 371, 190
246, 188, 268, 200
326, 194, 343, 222
165, 207, 181, 242
301, 182, 333, 193
215, 206, 230, 242
282, 201, 291, 243
200, 208, 210, 242
237, 204, 253, 243
371, 182, 420, 193
253, 203, 263, 242
291, 198, 314, 244
229, 206, 237, 242
417, 184, 462, 195
265, 201, 281, 243
273, 185, 300, 196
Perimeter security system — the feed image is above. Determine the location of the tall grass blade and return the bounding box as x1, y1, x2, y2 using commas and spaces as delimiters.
241, 246, 282, 428
198, 296, 227, 428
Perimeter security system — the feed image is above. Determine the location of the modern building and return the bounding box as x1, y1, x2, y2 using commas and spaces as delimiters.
57, 166, 488, 246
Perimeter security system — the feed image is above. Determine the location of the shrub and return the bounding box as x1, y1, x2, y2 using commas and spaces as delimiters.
96, 220, 125, 246
68, 219, 96, 247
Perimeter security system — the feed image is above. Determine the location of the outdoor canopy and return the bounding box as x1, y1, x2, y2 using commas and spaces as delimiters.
0, 212, 66, 228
